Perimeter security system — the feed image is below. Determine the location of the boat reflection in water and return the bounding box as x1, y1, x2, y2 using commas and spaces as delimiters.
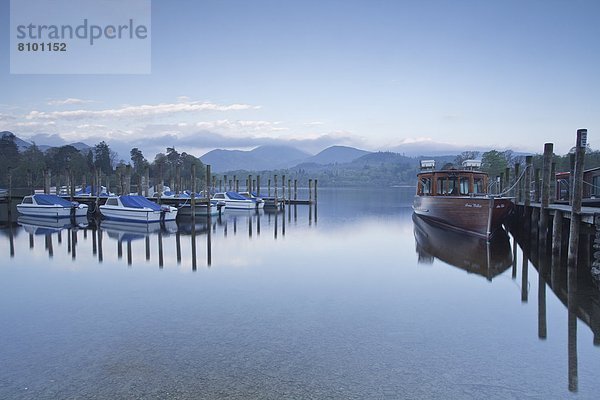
413, 213, 512, 280
100, 219, 177, 242
18, 215, 89, 234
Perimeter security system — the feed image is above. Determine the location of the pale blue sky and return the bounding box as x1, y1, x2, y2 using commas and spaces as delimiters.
1, 0, 599, 158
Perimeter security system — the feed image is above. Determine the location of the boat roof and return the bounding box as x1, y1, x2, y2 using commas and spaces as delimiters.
225, 191, 249, 200
120, 195, 162, 211
417, 169, 488, 176
32, 194, 74, 207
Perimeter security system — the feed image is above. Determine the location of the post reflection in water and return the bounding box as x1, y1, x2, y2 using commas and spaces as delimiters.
176, 229, 181, 265
538, 253, 547, 340
98, 226, 103, 263
145, 236, 150, 261
127, 240, 132, 266
510, 216, 600, 394
45, 233, 53, 258
71, 229, 77, 260
206, 214, 212, 267
568, 265, 578, 392
158, 229, 164, 269
190, 217, 197, 271
522, 245, 529, 303
512, 235, 517, 279
9, 223, 15, 258
92, 224, 97, 256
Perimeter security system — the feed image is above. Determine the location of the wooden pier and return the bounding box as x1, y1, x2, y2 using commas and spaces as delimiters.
507, 129, 599, 281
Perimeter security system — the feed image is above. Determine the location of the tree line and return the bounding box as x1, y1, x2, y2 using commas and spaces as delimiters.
0, 132, 206, 194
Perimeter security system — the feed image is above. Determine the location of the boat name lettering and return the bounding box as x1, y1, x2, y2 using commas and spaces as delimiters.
464, 203, 482, 208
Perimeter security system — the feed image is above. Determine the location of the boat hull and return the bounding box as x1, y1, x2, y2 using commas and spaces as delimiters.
17, 204, 88, 218
99, 207, 177, 222
223, 200, 256, 210
412, 195, 513, 238
178, 203, 220, 216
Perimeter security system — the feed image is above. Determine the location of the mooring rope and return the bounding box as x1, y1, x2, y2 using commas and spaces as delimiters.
496, 164, 531, 197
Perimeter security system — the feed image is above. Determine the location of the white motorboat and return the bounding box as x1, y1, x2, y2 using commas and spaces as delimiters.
238, 192, 265, 209
99, 195, 178, 222
177, 200, 225, 217
17, 194, 88, 218
212, 191, 258, 210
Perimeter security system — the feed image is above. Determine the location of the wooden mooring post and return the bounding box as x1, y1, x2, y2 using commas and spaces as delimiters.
191, 165, 197, 216
514, 163, 520, 202
567, 129, 586, 269
205, 164, 211, 203
539, 143, 553, 242
552, 210, 563, 257
294, 179, 298, 200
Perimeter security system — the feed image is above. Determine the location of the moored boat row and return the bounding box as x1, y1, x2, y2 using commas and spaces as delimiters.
15, 188, 284, 223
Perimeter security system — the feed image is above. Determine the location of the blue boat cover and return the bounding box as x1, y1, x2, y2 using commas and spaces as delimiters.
33, 194, 74, 207
119, 195, 162, 211
226, 191, 248, 200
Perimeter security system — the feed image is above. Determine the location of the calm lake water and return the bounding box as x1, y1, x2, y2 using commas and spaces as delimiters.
1, 187, 599, 399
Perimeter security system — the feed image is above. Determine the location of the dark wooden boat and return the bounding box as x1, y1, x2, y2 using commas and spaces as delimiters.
413, 213, 512, 280
412, 160, 513, 238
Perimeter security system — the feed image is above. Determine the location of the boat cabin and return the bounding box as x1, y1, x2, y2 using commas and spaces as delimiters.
416, 160, 489, 197
555, 166, 600, 203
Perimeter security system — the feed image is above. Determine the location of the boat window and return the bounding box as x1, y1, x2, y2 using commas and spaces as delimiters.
214, 194, 224, 199
436, 178, 445, 195
106, 198, 118, 206
593, 175, 600, 197
474, 177, 485, 194
438, 177, 459, 195
460, 178, 470, 195
419, 177, 431, 195
23, 197, 33, 204
437, 177, 458, 195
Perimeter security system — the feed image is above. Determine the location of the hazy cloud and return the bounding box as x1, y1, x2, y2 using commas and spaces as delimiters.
26, 100, 261, 121
47, 98, 95, 106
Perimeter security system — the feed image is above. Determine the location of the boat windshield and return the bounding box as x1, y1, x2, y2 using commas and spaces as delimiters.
417, 171, 488, 196
33, 194, 74, 207
474, 177, 485, 194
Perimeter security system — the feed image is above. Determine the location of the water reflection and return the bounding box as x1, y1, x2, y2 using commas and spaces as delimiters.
4, 205, 318, 270
415, 211, 600, 394
511, 221, 600, 393
2, 189, 600, 399
412, 214, 513, 280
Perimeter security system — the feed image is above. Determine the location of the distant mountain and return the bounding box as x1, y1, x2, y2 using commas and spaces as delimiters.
349, 151, 416, 167
1, 131, 31, 151
304, 145, 371, 165
1, 131, 92, 154
201, 145, 312, 172
390, 140, 488, 157
70, 142, 92, 152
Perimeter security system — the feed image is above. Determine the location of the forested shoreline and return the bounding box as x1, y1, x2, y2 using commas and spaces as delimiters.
1, 131, 599, 192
